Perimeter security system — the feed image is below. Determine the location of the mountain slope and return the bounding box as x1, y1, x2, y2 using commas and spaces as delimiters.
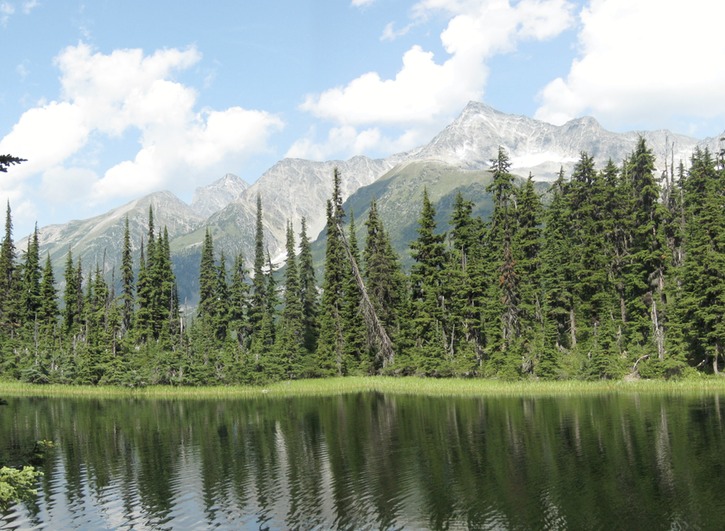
34, 191, 204, 276
190, 173, 249, 218
417, 101, 716, 179
171, 155, 402, 263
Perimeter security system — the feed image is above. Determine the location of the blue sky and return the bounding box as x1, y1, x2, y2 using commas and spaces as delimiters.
1, 0, 724, 238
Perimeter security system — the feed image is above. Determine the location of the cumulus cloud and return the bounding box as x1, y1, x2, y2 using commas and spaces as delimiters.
300, 0, 574, 159
535, 0, 725, 133
0, 43, 283, 209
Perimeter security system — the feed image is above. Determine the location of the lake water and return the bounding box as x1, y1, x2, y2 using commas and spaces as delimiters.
1, 391, 724, 530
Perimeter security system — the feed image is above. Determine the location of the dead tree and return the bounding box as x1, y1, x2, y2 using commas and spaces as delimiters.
335, 222, 395, 367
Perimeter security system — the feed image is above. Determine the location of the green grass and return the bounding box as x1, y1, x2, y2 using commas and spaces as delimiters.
3, 376, 725, 400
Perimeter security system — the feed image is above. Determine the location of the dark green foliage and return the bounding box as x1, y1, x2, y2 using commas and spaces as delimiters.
0, 154, 26, 172
405, 188, 449, 376
317, 169, 349, 376
363, 199, 404, 370
276, 221, 305, 378
298, 218, 319, 357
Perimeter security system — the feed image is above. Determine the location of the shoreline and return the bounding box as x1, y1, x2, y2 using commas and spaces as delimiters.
3, 376, 725, 399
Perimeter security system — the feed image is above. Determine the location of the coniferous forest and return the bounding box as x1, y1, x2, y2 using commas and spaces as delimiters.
1, 139, 724, 385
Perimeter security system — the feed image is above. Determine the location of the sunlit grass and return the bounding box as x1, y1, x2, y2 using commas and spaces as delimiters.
3, 376, 725, 400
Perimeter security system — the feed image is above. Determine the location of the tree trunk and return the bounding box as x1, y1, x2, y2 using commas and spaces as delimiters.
651, 298, 665, 361
336, 222, 395, 367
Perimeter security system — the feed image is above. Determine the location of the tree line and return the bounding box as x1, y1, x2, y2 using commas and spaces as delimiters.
0, 138, 724, 385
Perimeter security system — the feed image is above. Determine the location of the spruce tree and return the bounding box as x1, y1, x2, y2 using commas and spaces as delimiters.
228, 252, 250, 349
298, 218, 319, 356
198, 229, 217, 320
364, 199, 404, 370
622, 138, 669, 364
0, 202, 16, 335
249, 195, 267, 342
62, 249, 79, 335
19, 225, 42, 325
120, 216, 134, 334
277, 221, 305, 378
407, 188, 448, 375
39, 254, 58, 328
483, 147, 520, 377
680, 147, 725, 373
317, 169, 348, 375
341, 212, 367, 373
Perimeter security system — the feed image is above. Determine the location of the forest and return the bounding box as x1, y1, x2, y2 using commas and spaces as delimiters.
0, 138, 724, 385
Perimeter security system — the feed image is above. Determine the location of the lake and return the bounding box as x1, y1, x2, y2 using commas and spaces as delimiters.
1, 391, 724, 529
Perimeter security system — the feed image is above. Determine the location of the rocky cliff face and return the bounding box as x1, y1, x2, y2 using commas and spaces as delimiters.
190, 173, 249, 218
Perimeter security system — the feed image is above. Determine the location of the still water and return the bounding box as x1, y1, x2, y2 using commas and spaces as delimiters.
1, 391, 724, 530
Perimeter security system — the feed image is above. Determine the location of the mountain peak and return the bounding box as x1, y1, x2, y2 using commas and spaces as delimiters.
191, 173, 249, 218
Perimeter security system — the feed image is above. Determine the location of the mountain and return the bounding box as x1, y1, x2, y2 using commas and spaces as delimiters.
32, 191, 204, 277
24, 101, 723, 302
190, 173, 249, 218
310, 159, 548, 273
171, 155, 403, 263
417, 101, 715, 179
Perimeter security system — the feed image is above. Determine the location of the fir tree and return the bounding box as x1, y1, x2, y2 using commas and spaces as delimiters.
342, 211, 367, 373
19, 225, 41, 325
277, 221, 305, 378
364, 198, 404, 370
38, 254, 58, 328
120, 216, 134, 333
249, 195, 267, 341
317, 169, 348, 376
407, 188, 449, 375
298, 218, 319, 356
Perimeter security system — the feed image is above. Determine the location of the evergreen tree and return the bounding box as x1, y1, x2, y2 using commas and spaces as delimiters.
249, 195, 267, 341
19, 225, 41, 325
622, 138, 669, 363
120, 216, 134, 334
407, 188, 449, 375
513, 175, 544, 374
198, 229, 217, 320
483, 147, 520, 377
317, 169, 348, 376
0, 202, 16, 335
364, 199, 404, 370
680, 147, 725, 373
228, 252, 250, 350
38, 254, 58, 328
342, 212, 367, 373
134, 240, 151, 340
298, 218, 319, 356
62, 250, 79, 335
277, 221, 305, 378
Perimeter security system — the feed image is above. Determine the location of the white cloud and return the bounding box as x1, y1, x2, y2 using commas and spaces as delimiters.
299, 0, 574, 158
0, 1, 14, 25
351, 0, 376, 7
535, 0, 725, 133
0, 43, 284, 209
21, 0, 38, 14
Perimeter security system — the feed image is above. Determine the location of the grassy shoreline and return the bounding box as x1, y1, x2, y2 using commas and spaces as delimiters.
3, 376, 725, 399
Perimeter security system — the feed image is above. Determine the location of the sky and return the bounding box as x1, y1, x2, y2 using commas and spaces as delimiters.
1, 0, 725, 239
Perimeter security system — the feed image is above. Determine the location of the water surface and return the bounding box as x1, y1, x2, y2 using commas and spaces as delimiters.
1, 391, 724, 529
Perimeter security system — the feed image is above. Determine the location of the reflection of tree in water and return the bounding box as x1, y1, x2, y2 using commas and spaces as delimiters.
1, 393, 725, 529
